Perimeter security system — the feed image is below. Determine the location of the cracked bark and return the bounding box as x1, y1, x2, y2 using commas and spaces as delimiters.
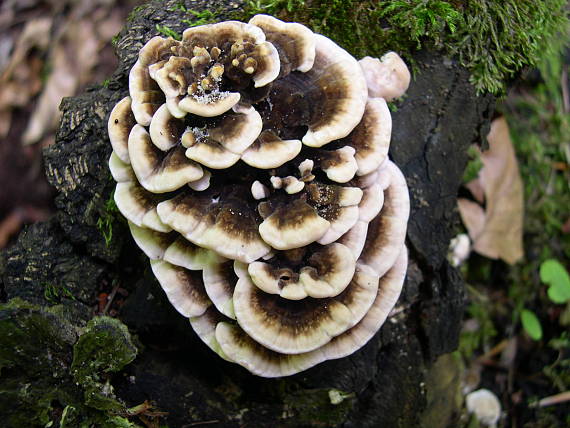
0, 2, 494, 427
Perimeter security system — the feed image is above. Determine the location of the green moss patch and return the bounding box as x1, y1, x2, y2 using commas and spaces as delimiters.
0, 300, 140, 427
282, 387, 355, 426
72, 317, 138, 411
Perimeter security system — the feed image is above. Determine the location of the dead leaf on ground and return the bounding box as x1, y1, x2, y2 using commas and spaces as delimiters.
458, 116, 524, 265
0, 17, 51, 138
22, 4, 124, 145
0, 0, 129, 145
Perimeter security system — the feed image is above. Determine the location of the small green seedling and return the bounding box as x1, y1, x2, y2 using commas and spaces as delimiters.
540, 259, 570, 304
521, 309, 543, 341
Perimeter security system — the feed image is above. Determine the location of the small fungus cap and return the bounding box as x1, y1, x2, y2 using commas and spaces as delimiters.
107, 14, 411, 378
359, 52, 411, 101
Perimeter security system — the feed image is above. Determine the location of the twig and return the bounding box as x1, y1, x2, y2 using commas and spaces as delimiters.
186, 420, 220, 427
102, 281, 120, 315
475, 339, 509, 364
530, 391, 570, 408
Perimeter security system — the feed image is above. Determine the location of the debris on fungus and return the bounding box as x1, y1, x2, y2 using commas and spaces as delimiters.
108, 15, 410, 377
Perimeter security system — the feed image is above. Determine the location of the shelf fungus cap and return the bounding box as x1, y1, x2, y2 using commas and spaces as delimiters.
317, 245, 407, 361
149, 104, 186, 151
128, 124, 204, 193
182, 109, 263, 169
233, 265, 380, 354
346, 97, 392, 176
182, 21, 280, 88
129, 60, 165, 126
150, 260, 211, 317
108, 96, 136, 163
203, 261, 237, 319
248, 14, 316, 74
157, 191, 271, 263
258, 199, 330, 250
215, 322, 320, 377
301, 34, 368, 147
188, 169, 212, 191
138, 36, 179, 66
359, 52, 411, 101
241, 131, 302, 169
179, 92, 241, 118
358, 161, 410, 278
108, 14, 411, 378
320, 146, 359, 183
128, 221, 176, 260
248, 243, 356, 299
183, 131, 241, 169
233, 274, 353, 354
215, 248, 407, 377
108, 152, 135, 183
190, 308, 233, 362
163, 236, 226, 271
114, 182, 171, 232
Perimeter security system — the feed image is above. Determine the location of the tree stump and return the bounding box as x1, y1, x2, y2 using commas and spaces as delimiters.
0, 1, 495, 426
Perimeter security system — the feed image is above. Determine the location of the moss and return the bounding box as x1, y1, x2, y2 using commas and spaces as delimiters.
420, 352, 464, 428
459, 300, 497, 359
97, 191, 121, 247
181, 9, 218, 27
0, 300, 140, 427
242, 0, 569, 94
43, 282, 75, 304
462, 145, 483, 183
0, 299, 79, 427
127, 4, 148, 22
72, 317, 137, 411
169, 2, 219, 27
155, 24, 182, 40
282, 388, 355, 426
455, 0, 569, 94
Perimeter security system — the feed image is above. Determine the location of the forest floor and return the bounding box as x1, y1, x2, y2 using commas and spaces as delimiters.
0, 1, 568, 427
456, 41, 570, 428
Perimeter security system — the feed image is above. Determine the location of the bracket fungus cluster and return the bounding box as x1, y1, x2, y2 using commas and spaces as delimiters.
108, 15, 411, 377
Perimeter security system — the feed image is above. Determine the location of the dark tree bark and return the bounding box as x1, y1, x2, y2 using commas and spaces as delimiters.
0, 1, 494, 427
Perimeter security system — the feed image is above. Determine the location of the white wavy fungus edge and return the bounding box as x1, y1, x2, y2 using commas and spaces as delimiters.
107, 14, 411, 377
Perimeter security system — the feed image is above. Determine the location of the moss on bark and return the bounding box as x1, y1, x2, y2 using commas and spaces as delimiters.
242, 0, 569, 94
0, 300, 140, 427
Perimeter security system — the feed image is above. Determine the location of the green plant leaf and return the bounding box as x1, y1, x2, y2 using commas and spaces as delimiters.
540, 259, 570, 304
521, 309, 543, 340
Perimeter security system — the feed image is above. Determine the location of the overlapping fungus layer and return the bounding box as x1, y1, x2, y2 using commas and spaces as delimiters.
108, 14, 411, 377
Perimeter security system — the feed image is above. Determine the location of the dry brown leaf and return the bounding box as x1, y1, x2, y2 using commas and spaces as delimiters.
458, 116, 524, 264
22, 42, 78, 145
0, 17, 51, 133
457, 199, 486, 239
465, 178, 485, 204
0, 1, 127, 145
22, 13, 103, 145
